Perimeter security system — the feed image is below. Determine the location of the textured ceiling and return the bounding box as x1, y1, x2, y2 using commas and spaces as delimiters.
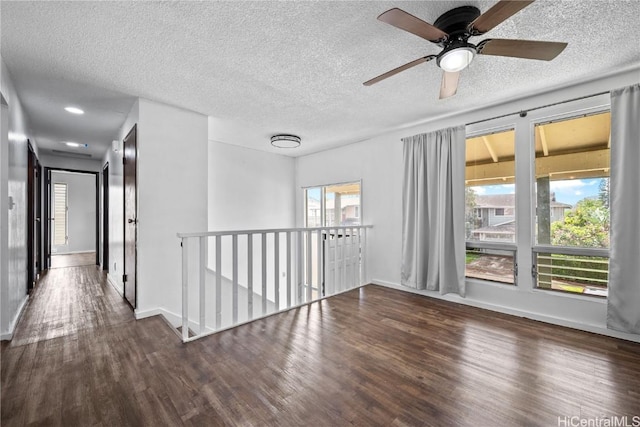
2, 1, 639, 159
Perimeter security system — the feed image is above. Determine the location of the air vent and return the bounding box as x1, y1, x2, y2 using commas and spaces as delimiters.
50, 149, 92, 159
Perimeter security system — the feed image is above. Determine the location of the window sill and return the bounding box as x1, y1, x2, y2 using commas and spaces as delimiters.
531, 287, 607, 302
465, 277, 517, 289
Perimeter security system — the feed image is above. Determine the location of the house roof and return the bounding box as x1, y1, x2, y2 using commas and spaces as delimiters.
474, 194, 571, 209
471, 220, 516, 235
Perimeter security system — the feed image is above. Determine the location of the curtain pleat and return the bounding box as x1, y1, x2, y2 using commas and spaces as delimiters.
401, 126, 466, 296
607, 83, 640, 334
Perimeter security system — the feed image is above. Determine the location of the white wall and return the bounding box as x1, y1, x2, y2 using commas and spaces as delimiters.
208, 139, 296, 230
39, 155, 102, 173
206, 139, 297, 303
136, 99, 208, 317
50, 171, 96, 254
296, 66, 640, 343
103, 100, 138, 294
1, 56, 32, 339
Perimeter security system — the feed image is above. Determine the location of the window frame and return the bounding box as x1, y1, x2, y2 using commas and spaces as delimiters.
303, 180, 362, 228
529, 105, 611, 297
464, 125, 518, 285
53, 182, 68, 246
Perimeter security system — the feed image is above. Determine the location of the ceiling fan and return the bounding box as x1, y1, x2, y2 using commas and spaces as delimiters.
364, 0, 568, 99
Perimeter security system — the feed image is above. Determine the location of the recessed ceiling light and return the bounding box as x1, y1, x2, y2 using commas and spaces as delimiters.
64, 141, 88, 148
64, 106, 84, 115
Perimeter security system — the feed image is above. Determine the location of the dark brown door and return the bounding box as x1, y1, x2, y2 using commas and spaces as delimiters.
123, 125, 137, 308
27, 142, 39, 291
102, 163, 109, 272
44, 168, 51, 270
35, 160, 42, 275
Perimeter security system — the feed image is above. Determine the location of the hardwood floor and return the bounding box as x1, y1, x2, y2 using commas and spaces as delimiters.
2, 266, 639, 426
50, 251, 96, 268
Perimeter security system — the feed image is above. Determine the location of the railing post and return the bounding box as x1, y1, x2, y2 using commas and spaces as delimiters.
360, 227, 367, 286
262, 233, 267, 315
317, 229, 323, 298
181, 237, 189, 342
232, 234, 238, 324
286, 231, 292, 308
248, 233, 253, 320
215, 235, 222, 330
306, 229, 312, 302
332, 228, 338, 295
341, 227, 347, 292
297, 230, 303, 304
199, 236, 206, 335
349, 228, 355, 288
274, 231, 280, 311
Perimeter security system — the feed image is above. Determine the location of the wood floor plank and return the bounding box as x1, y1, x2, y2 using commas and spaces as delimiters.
2, 266, 640, 426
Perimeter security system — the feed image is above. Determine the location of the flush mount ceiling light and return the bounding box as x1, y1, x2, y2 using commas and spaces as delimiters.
437, 45, 476, 72
270, 134, 301, 148
64, 106, 84, 115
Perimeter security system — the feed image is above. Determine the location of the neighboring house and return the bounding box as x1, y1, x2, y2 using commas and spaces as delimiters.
471, 193, 571, 242
306, 195, 361, 226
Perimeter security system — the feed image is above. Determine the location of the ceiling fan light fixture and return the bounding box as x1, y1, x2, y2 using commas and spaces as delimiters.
270, 134, 301, 149
437, 46, 476, 72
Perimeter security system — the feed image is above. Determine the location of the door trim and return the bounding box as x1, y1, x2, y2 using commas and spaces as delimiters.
44, 167, 99, 267
27, 141, 36, 291
102, 163, 109, 271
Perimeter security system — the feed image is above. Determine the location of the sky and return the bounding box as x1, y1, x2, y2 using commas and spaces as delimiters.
471, 178, 606, 207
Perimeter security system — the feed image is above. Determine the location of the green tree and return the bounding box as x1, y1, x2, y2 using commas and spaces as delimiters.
465, 187, 478, 239
551, 198, 610, 248
598, 178, 610, 209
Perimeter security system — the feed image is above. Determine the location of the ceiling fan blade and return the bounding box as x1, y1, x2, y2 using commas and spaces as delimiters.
478, 39, 568, 60
364, 55, 437, 86
468, 0, 535, 35
378, 8, 448, 43
439, 71, 460, 99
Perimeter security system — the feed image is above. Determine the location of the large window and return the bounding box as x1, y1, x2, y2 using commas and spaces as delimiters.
532, 111, 611, 297
465, 129, 517, 284
305, 182, 361, 227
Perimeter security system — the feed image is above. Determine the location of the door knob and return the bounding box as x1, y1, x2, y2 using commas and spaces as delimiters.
128, 218, 137, 224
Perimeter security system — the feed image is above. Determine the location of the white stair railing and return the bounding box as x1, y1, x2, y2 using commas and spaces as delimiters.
177, 226, 372, 342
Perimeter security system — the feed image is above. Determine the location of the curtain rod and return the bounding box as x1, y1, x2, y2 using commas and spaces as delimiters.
465, 90, 611, 127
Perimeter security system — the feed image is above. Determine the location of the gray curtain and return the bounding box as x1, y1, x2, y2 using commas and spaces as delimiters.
401, 126, 466, 296
607, 83, 640, 334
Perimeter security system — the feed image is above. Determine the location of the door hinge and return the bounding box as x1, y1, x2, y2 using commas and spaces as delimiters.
123, 157, 126, 165
514, 262, 518, 277
123, 274, 128, 283
531, 265, 537, 278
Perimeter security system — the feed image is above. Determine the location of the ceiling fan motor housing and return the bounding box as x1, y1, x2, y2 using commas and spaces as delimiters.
433, 5, 481, 42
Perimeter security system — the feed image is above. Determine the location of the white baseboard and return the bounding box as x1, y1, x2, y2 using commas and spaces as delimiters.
371, 279, 640, 344
135, 307, 215, 336
136, 307, 179, 325
0, 295, 29, 341
53, 250, 96, 255
107, 273, 123, 296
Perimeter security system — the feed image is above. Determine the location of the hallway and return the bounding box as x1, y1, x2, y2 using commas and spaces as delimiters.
0, 265, 176, 425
